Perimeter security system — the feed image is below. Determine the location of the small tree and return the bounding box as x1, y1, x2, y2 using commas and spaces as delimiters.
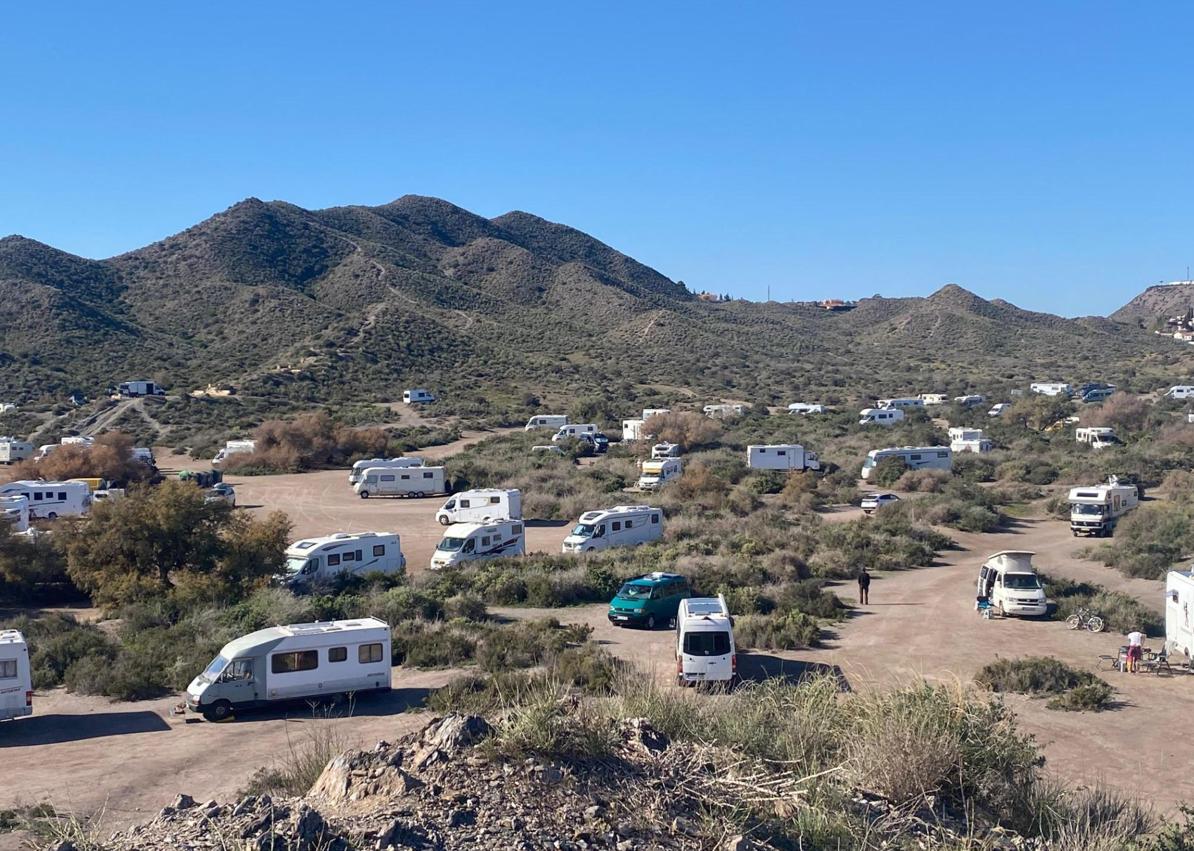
644, 412, 722, 449
0, 521, 70, 601
870, 457, 909, 488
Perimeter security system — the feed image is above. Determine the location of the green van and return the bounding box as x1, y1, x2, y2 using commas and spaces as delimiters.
607, 572, 691, 630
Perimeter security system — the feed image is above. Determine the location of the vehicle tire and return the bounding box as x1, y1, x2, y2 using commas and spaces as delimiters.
646, 615, 657, 630
47, 512, 57, 520
359, 491, 370, 499
415, 491, 424, 499
203, 700, 233, 722
668, 617, 676, 629
439, 516, 450, 526
1066, 614, 1081, 630
1088, 617, 1105, 633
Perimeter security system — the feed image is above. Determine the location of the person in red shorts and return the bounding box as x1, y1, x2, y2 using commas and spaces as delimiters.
1126, 627, 1144, 673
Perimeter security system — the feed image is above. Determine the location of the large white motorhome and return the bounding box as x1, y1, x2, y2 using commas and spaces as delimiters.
651, 442, 682, 459
976, 551, 1047, 617
1068, 477, 1139, 537
746, 444, 821, 471
1164, 570, 1194, 660
562, 505, 663, 553
525, 415, 568, 431
918, 393, 948, 406
676, 595, 736, 687
1030, 382, 1072, 397
622, 419, 646, 442
877, 398, 925, 411
787, 402, 826, 415
861, 446, 952, 480
1075, 427, 1120, 450
403, 389, 435, 404
552, 423, 599, 443
284, 532, 405, 587
347, 456, 424, 485
186, 618, 391, 721
0, 630, 33, 722
638, 457, 683, 490
703, 404, 747, 418
59, 435, 94, 447
0, 495, 30, 533
858, 408, 905, 426
1165, 385, 1194, 400
948, 427, 993, 454
0, 438, 33, 465
436, 488, 522, 526
117, 379, 165, 398
430, 519, 525, 569
0, 480, 91, 519
354, 466, 446, 499
213, 439, 256, 465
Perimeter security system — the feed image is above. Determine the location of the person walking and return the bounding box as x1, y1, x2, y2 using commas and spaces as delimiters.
1126, 627, 1144, 673
857, 569, 871, 605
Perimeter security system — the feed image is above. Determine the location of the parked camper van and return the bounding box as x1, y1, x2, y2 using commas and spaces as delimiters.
651, 442, 681, 459
977, 551, 1047, 617
1165, 385, 1194, 400
436, 488, 522, 525
0, 480, 91, 519
60, 435, 94, 447
955, 394, 987, 408
0, 630, 32, 722
117, 379, 165, 397
641, 408, 671, 420
703, 404, 747, 418
918, 393, 948, 406
525, 415, 568, 431
607, 572, 691, 629
213, 440, 255, 465
403, 389, 435, 404
877, 398, 924, 411
1075, 427, 1120, 450
861, 446, 952, 480
858, 408, 905, 426
1030, 382, 1072, 397
987, 403, 1010, 417
186, 618, 391, 721
0, 438, 33, 465
430, 519, 525, 569
638, 457, 682, 490
131, 447, 155, 466
563, 505, 663, 553
1164, 570, 1194, 660
284, 532, 405, 587
787, 403, 826, 415
1081, 386, 1116, 403
746, 444, 821, 471
552, 423, 599, 443
1068, 477, 1139, 537
347, 456, 424, 485
355, 466, 446, 498
0, 495, 30, 533
676, 595, 736, 687
948, 427, 993, 454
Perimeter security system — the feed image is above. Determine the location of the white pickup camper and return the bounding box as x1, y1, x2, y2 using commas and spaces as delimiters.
186, 618, 391, 721
284, 532, 405, 587
430, 519, 525, 569
525, 415, 568, 431
403, 389, 436, 404
0, 480, 91, 519
0, 495, 30, 533
436, 488, 522, 525
861, 446, 952, 480
562, 505, 663, 553
976, 551, 1047, 617
347, 456, 424, 485
1075, 427, 1120, 450
858, 408, 905, 426
1030, 382, 1072, 397
0, 630, 33, 722
0, 438, 33, 465
213, 440, 256, 465
638, 457, 682, 490
746, 444, 821, 471
676, 596, 737, 687
355, 466, 446, 499
1068, 478, 1139, 537
948, 427, 993, 454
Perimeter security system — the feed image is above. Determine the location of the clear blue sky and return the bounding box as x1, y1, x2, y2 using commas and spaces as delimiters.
2, 2, 1191, 316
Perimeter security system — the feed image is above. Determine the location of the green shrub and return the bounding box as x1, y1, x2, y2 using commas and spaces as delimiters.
394, 622, 478, 668
1047, 680, 1114, 712
735, 611, 821, 649
975, 656, 1098, 695
1042, 572, 1163, 635
869, 457, 909, 487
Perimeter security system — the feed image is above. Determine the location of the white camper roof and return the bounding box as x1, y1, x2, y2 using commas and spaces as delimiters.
440, 519, 522, 537
983, 551, 1036, 572
287, 531, 394, 553
578, 505, 660, 523
220, 617, 388, 658
0, 629, 26, 646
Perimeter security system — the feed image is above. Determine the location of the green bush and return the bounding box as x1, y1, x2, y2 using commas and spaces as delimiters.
1041, 572, 1163, 635
976, 656, 1112, 712
735, 611, 821, 649
869, 457, 909, 487
1047, 680, 1114, 712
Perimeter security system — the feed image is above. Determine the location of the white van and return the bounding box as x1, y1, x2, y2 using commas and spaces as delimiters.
213, 439, 256, 465
676, 596, 736, 687
186, 618, 391, 722
858, 408, 905, 426
283, 532, 405, 587
562, 505, 663, 553
525, 415, 568, 431
436, 488, 522, 525
0, 630, 32, 722
638, 457, 682, 490
354, 466, 446, 498
861, 446, 952, 480
348, 456, 424, 485
403, 389, 435, 404
551, 423, 599, 443
430, 519, 525, 569
0, 480, 91, 519
1165, 385, 1194, 400
0, 438, 33, 465
976, 551, 1047, 617
0, 495, 30, 533
787, 403, 826, 415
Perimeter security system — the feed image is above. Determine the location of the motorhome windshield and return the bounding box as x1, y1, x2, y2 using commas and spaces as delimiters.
200, 655, 229, 682
1071, 503, 1106, 516
437, 536, 467, 552
284, 557, 311, 575
617, 583, 653, 600
683, 631, 731, 656
862, 456, 878, 468
571, 523, 595, 537
1003, 573, 1042, 590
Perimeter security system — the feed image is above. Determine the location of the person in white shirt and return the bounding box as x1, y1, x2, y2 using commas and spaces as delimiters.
1126, 629, 1145, 673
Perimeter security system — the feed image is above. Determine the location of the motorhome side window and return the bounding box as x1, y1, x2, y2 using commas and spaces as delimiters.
329, 647, 347, 663
489, 496, 500, 504
460, 499, 471, 508
423, 472, 433, 479
910, 454, 922, 461
58, 492, 66, 500
937, 451, 948, 458
651, 514, 659, 524
272, 650, 318, 674
0, 660, 15, 678
382, 475, 396, 482
373, 545, 385, 557
512, 524, 523, 535
482, 536, 491, 546
327, 553, 341, 566
33, 492, 42, 501
358, 643, 384, 663
777, 450, 786, 456
612, 521, 622, 531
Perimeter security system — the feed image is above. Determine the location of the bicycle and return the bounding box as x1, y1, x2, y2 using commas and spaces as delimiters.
1066, 607, 1105, 633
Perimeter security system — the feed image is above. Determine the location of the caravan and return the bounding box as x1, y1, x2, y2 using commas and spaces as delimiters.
0, 480, 91, 519
0, 495, 29, 533
703, 404, 747, 418
403, 389, 436, 404
0, 438, 33, 465
676, 595, 737, 687
436, 488, 522, 525
525, 415, 568, 431
787, 403, 826, 415
430, 519, 525, 569
354, 466, 446, 499
348, 456, 424, 485
746, 444, 821, 471
0, 630, 33, 722
186, 618, 391, 722
562, 505, 663, 553
918, 394, 948, 406
638, 457, 682, 490
861, 446, 952, 480
858, 408, 905, 426
283, 532, 405, 587
1068, 478, 1139, 537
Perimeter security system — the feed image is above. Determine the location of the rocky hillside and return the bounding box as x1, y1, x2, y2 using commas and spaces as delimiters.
1111, 282, 1194, 327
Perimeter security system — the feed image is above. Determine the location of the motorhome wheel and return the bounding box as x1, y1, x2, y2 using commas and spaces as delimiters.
203, 700, 233, 722
47, 512, 57, 520
359, 491, 370, 499
414, 491, 424, 499
439, 516, 450, 526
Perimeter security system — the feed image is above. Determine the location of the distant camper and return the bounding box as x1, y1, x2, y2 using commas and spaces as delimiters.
858, 408, 905, 426
651, 442, 682, 459
0, 480, 91, 519
186, 618, 392, 722
283, 532, 405, 587
787, 402, 826, 415
213, 439, 256, 465
0, 630, 33, 722
403, 389, 436, 404
347, 456, 424, 485
877, 398, 924, 411
1165, 385, 1194, 400
861, 446, 952, 480
622, 419, 646, 442
918, 393, 947, 406
0, 438, 33, 465
703, 403, 747, 418
0, 496, 29, 534
948, 427, 993, 454
354, 466, 446, 499
436, 488, 522, 526
1030, 382, 1072, 397
638, 457, 682, 490
552, 423, 599, 443
430, 519, 525, 569
562, 505, 663, 553
746, 444, 821, 471
117, 379, 165, 398
525, 415, 568, 431
955, 394, 986, 408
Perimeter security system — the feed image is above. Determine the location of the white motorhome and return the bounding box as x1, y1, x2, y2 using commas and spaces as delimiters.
436, 488, 522, 526
562, 505, 663, 553
787, 403, 826, 415
746, 444, 821, 471
0, 630, 33, 722
117, 379, 165, 397
403, 389, 435, 404
0, 438, 33, 465
552, 423, 599, 443
1068, 477, 1139, 537
354, 466, 446, 499
642, 408, 671, 421
0, 480, 91, 519
988, 403, 1010, 417
918, 393, 948, 406
1, 495, 30, 534
430, 519, 525, 569
525, 415, 568, 431
651, 442, 682, 459
676, 595, 736, 687
1075, 427, 1120, 450
638, 457, 683, 490
347, 456, 424, 485
858, 408, 905, 426
1165, 385, 1194, 400
1030, 382, 1072, 397
877, 398, 925, 411
622, 419, 646, 442
948, 427, 993, 454
213, 439, 256, 465
1164, 571, 1194, 660
60, 435, 94, 447
703, 404, 747, 418
955, 394, 987, 408
861, 446, 952, 480
284, 532, 405, 587
34, 444, 57, 461
186, 618, 391, 721
976, 551, 1047, 617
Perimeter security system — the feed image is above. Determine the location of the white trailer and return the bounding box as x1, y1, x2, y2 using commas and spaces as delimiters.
552, 423, 599, 443
186, 618, 391, 721
858, 408, 905, 426
436, 488, 522, 525
283, 532, 405, 587
787, 403, 826, 415
1030, 382, 1072, 397
676, 596, 737, 687
1, 495, 30, 533
746, 444, 821, 471
430, 519, 525, 569
0, 438, 33, 465
563, 505, 664, 553
622, 419, 646, 442
1075, 427, 1120, 450
861, 446, 952, 480
347, 456, 424, 485
0, 630, 33, 722
354, 466, 446, 499
525, 415, 568, 431
1068, 478, 1139, 537
403, 389, 436, 404
1165, 385, 1194, 400
948, 427, 993, 454
877, 398, 924, 410
117, 379, 165, 397
638, 457, 683, 490
213, 439, 256, 465
1165, 571, 1194, 660
0, 480, 91, 519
